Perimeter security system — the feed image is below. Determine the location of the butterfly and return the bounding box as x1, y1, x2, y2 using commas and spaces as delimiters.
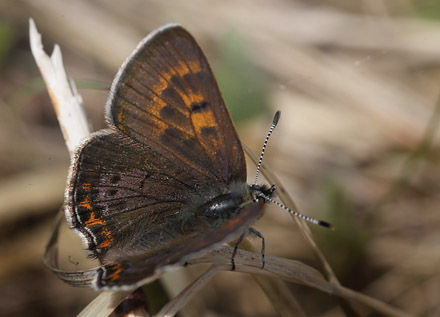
65, 23, 330, 290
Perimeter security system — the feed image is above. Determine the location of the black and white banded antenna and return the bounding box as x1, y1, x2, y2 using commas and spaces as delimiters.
254, 111, 280, 185
262, 195, 334, 229
254, 111, 334, 230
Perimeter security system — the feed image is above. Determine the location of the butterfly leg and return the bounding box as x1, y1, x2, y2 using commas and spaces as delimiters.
231, 231, 246, 271
249, 227, 265, 269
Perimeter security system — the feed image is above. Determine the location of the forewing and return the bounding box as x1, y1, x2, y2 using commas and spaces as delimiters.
107, 24, 246, 185
94, 203, 262, 290
66, 130, 199, 260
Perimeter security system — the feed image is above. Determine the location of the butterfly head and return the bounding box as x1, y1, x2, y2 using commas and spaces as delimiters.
249, 184, 276, 207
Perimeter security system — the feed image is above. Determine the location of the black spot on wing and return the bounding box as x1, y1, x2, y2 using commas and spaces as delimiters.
170, 75, 187, 94
111, 175, 121, 184
183, 71, 210, 94
163, 127, 184, 139
190, 100, 208, 113
160, 105, 177, 120
160, 127, 194, 152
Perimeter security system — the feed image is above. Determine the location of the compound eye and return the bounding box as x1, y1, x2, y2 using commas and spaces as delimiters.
257, 196, 266, 207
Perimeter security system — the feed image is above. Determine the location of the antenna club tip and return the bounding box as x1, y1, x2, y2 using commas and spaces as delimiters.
319, 221, 334, 230
273, 111, 281, 125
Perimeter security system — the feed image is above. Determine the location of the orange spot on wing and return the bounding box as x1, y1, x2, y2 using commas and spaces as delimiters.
105, 262, 123, 282
79, 195, 93, 211
97, 227, 114, 248
186, 60, 202, 73
97, 239, 113, 248
191, 111, 219, 150
152, 77, 168, 96
192, 111, 216, 130
173, 61, 201, 77
147, 112, 170, 137
181, 92, 204, 108
117, 110, 124, 125
101, 226, 112, 237
150, 92, 167, 120
77, 183, 115, 249
85, 212, 104, 226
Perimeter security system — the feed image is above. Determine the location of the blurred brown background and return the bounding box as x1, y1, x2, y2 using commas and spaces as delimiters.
1, 0, 439, 316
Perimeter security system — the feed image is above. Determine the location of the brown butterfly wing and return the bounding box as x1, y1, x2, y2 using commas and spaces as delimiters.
107, 24, 246, 185
66, 130, 199, 260
94, 203, 262, 290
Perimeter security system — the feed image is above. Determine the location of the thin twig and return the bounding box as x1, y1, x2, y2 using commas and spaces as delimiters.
190, 246, 412, 317
78, 290, 132, 317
